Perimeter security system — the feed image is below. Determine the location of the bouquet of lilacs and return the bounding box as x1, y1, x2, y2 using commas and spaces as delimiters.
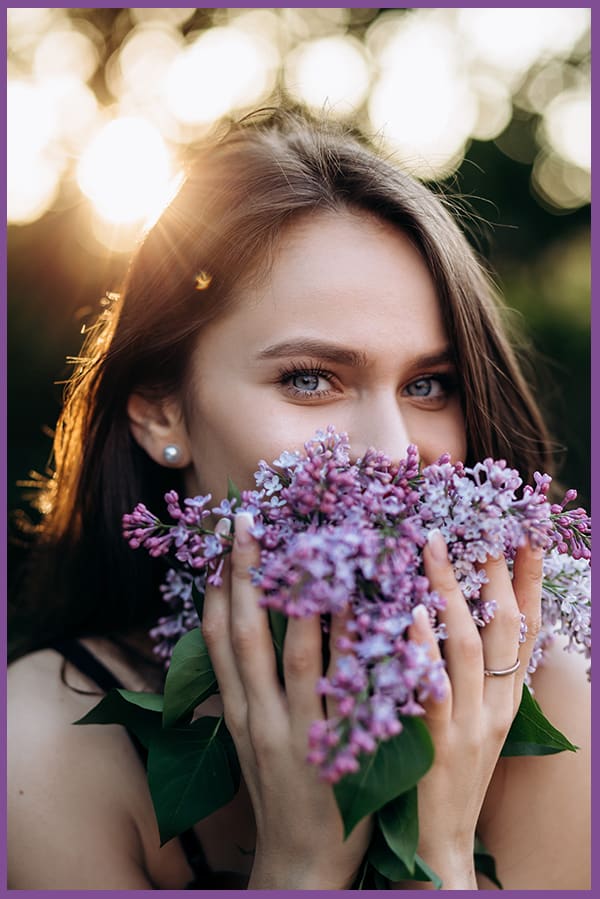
81, 427, 590, 888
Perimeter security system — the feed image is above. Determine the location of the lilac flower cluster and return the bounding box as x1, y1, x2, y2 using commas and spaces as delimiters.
122, 427, 591, 782
532, 549, 592, 678
148, 568, 205, 664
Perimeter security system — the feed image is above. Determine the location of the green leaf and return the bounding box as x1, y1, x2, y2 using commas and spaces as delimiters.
268, 608, 287, 683
74, 688, 163, 748
372, 868, 391, 890
227, 477, 242, 507
368, 826, 408, 881
368, 826, 441, 888
413, 854, 443, 890
162, 628, 218, 727
268, 608, 287, 659
334, 716, 434, 838
502, 684, 578, 756
147, 716, 240, 845
474, 836, 503, 889
377, 787, 419, 874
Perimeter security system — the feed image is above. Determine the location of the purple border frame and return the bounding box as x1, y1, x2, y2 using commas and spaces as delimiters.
2, 4, 594, 898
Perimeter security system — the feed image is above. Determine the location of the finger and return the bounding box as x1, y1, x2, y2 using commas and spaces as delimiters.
229, 512, 284, 716
478, 555, 522, 674
283, 615, 324, 734
511, 541, 544, 706
201, 519, 248, 729
424, 529, 483, 720
323, 606, 355, 720
408, 604, 451, 723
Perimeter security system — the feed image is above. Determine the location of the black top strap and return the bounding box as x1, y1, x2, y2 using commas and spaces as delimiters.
51, 638, 125, 692
51, 637, 151, 767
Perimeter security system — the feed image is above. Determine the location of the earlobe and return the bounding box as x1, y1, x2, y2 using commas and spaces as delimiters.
127, 393, 192, 468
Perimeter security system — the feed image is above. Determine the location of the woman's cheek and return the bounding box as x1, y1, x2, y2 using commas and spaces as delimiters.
401, 405, 466, 466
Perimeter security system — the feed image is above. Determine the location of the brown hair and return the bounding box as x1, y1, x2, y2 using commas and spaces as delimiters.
12, 106, 554, 652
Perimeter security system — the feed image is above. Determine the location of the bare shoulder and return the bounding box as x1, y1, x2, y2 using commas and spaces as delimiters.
510, 634, 590, 759
478, 637, 590, 890
8, 647, 188, 889
8, 644, 148, 757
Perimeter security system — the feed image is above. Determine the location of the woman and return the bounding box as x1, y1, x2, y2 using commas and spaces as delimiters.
8, 108, 590, 889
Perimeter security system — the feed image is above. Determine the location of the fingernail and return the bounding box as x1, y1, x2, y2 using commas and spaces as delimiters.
427, 528, 448, 563
234, 511, 254, 547
215, 517, 231, 537
412, 604, 430, 626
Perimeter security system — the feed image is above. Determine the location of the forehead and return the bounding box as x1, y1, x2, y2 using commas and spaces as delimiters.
203, 209, 447, 358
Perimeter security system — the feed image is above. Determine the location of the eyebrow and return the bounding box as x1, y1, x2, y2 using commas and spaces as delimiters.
255, 338, 454, 370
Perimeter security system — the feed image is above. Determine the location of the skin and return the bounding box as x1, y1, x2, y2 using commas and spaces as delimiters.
151, 208, 469, 497
8, 210, 590, 889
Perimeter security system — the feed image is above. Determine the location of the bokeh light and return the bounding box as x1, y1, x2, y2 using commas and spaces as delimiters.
7, 80, 63, 224
39, 76, 99, 152
32, 25, 101, 83
6, 6, 591, 238
165, 26, 278, 125
542, 88, 591, 172
284, 36, 371, 114
469, 75, 513, 142
532, 152, 591, 212
7, 7, 67, 61
107, 23, 183, 104
77, 116, 174, 226
367, 14, 476, 178
456, 7, 590, 85
130, 8, 197, 29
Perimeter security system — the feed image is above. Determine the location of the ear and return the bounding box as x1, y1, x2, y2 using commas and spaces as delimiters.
127, 392, 192, 468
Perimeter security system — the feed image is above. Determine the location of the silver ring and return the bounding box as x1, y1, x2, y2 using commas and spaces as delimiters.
484, 658, 521, 677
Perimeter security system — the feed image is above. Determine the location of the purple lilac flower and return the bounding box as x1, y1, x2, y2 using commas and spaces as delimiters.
123, 426, 591, 781
533, 548, 591, 678
148, 568, 202, 666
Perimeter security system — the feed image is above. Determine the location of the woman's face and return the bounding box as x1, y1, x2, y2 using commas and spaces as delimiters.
180, 210, 466, 501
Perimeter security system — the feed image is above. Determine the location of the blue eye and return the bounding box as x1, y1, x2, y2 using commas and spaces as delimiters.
407, 378, 436, 396
405, 376, 452, 399
291, 372, 321, 392
278, 363, 336, 399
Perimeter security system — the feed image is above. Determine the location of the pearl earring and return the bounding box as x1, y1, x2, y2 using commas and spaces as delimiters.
163, 444, 182, 465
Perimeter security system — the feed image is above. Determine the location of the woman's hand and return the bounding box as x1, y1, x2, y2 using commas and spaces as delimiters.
400, 529, 543, 889
201, 512, 371, 890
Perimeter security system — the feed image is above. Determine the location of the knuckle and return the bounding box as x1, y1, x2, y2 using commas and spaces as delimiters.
507, 609, 524, 630
455, 633, 482, 664
514, 555, 543, 590
485, 555, 508, 574
524, 611, 542, 641
284, 645, 314, 678
523, 564, 543, 587
461, 731, 482, 761
490, 709, 514, 740
496, 608, 523, 634
231, 557, 253, 582
435, 574, 460, 597
223, 706, 248, 741
249, 719, 284, 757
231, 623, 258, 657
201, 614, 225, 647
